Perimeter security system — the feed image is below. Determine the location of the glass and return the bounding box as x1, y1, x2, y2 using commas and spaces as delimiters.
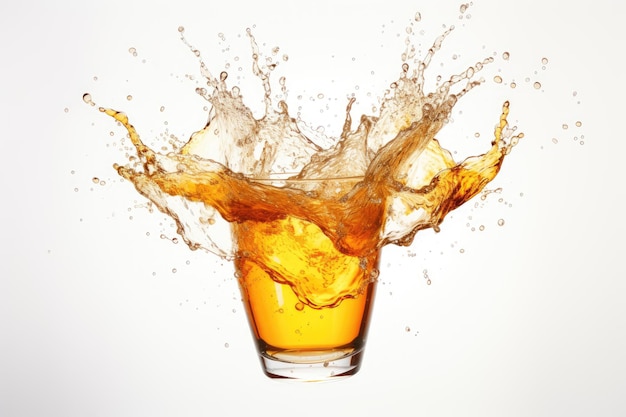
231, 176, 380, 381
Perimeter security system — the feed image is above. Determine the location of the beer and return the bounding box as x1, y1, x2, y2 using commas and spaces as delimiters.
89, 5, 525, 380
233, 214, 379, 378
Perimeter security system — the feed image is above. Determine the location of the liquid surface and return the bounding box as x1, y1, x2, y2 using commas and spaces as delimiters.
92, 12, 522, 308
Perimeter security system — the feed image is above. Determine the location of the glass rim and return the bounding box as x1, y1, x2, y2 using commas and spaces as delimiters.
245, 173, 365, 183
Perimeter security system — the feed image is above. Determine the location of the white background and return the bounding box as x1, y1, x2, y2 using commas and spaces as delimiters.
2, 0, 625, 416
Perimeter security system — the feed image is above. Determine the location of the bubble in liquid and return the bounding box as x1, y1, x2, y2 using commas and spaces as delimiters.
126, 95, 133, 101
576, 121, 582, 127
533, 82, 541, 89
502, 51, 510, 60
498, 219, 505, 226
493, 75, 503, 83
542, 57, 549, 65
128, 47, 138, 57
295, 302, 304, 311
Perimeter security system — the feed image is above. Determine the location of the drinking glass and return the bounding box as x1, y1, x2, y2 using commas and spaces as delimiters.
231, 176, 380, 381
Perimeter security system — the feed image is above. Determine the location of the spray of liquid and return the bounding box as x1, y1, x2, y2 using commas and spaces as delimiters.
86, 8, 522, 307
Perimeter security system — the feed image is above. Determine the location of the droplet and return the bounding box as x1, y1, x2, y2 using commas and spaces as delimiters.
575, 121, 582, 127
295, 302, 304, 311
493, 75, 503, 83
502, 51, 510, 60
541, 57, 549, 65
82, 93, 95, 106
498, 219, 505, 226
533, 81, 541, 89
126, 95, 133, 101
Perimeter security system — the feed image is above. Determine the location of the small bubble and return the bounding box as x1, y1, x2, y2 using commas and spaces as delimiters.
542, 57, 549, 65
317, 93, 324, 99
64, 107, 69, 113
575, 121, 582, 127
533, 81, 541, 89
510, 82, 516, 89
126, 95, 133, 101
128, 47, 137, 57
172, 268, 177, 274
552, 137, 559, 144
502, 51, 510, 60
498, 219, 505, 226
479, 225, 485, 231
493, 75, 502, 83
295, 302, 304, 311
562, 124, 569, 130
178, 26, 185, 33
224, 342, 229, 348
92, 177, 100, 184
405, 326, 411, 332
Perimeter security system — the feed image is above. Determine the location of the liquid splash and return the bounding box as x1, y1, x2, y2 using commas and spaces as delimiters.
89, 10, 522, 308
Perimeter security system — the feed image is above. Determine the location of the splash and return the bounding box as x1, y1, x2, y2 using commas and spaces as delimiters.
90, 10, 522, 308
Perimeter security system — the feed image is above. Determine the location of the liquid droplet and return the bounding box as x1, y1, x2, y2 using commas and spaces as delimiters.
82, 93, 95, 106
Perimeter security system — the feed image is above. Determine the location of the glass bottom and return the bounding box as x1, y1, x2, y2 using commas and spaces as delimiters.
259, 348, 365, 382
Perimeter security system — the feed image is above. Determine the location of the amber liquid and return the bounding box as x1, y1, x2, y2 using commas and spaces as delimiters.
233, 216, 379, 367
92, 11, 525, 379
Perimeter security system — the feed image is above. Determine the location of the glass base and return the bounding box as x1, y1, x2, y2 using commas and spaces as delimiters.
259, 348, 365, 382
